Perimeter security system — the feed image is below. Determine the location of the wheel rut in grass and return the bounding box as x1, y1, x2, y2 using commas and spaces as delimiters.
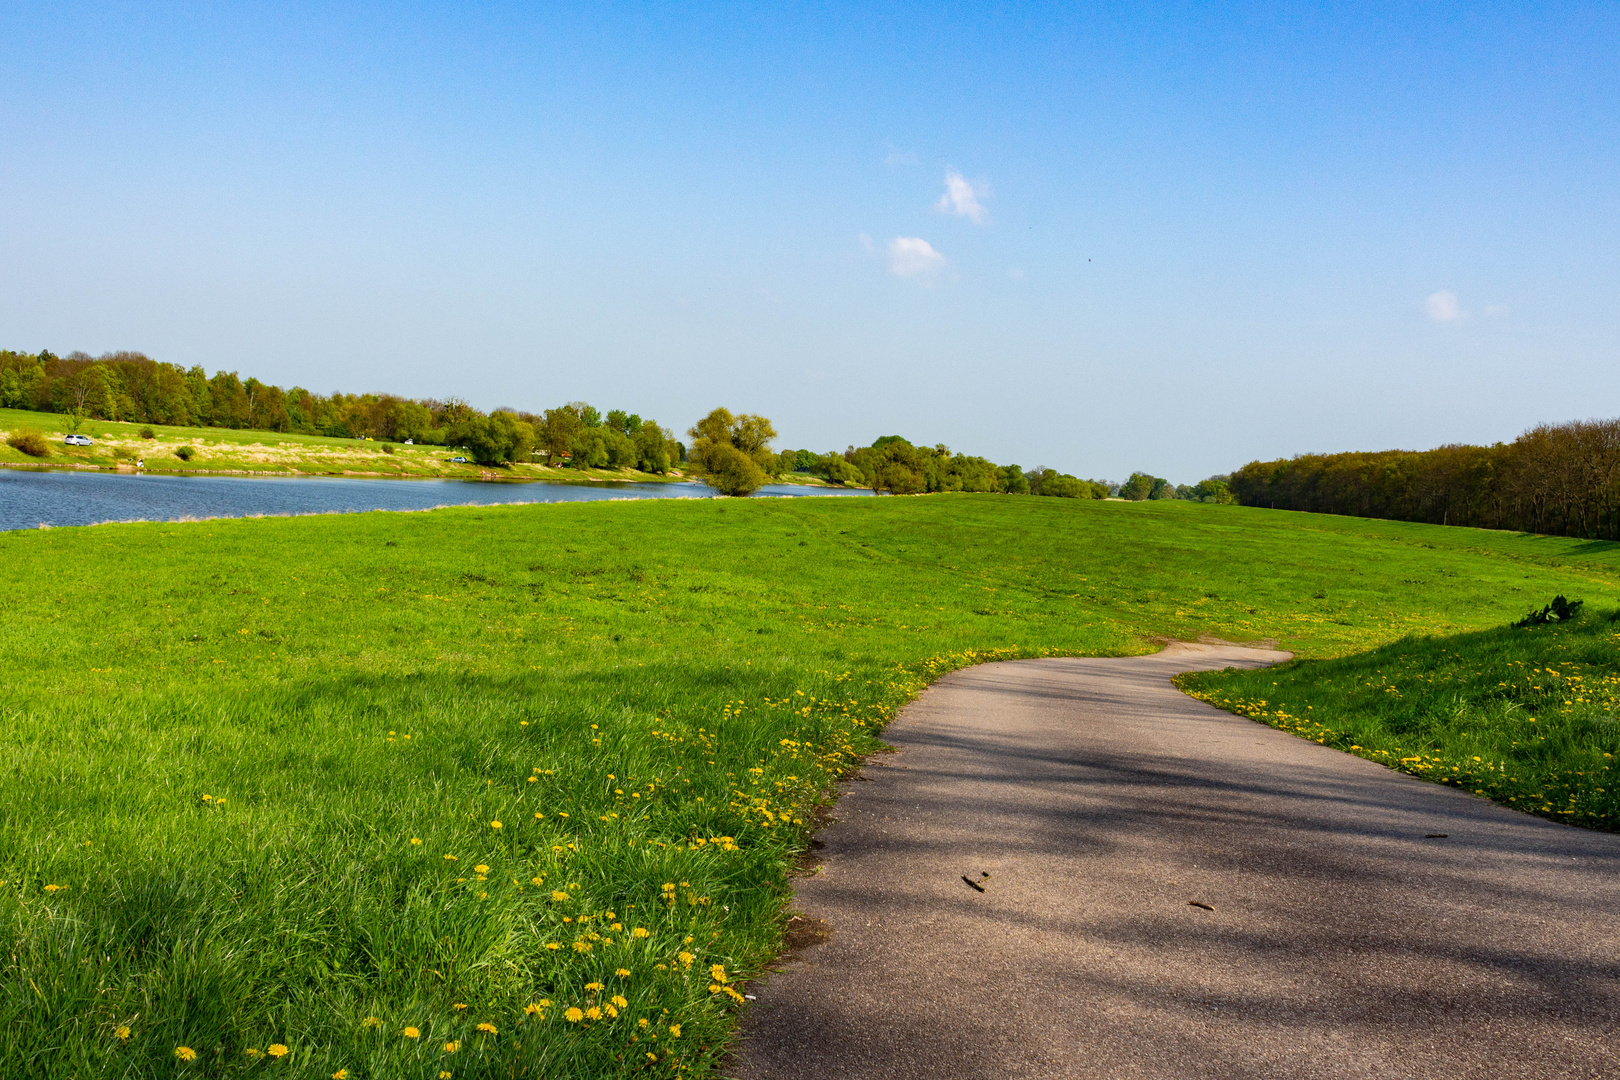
732, 643, 1620, 1080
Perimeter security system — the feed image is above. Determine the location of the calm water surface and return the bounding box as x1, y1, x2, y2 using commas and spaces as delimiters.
0, 469, 868, 532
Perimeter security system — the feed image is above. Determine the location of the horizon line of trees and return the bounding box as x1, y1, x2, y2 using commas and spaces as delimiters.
0, 347, 1236, 499
1227, 417, 1620, 541
0, 348, 685, 472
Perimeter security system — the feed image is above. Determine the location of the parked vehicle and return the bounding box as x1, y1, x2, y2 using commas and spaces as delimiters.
64, 434, 94, 446
448, 456, 468, 463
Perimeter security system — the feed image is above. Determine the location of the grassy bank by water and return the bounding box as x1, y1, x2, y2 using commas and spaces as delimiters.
0, 406, 823, 486
4, 496, 1620, 1078
1182, 611, 1620, 830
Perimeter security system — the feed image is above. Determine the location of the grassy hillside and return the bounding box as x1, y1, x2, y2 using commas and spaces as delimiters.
3, 496, 1619, 1078
1182, 611, 1620, 829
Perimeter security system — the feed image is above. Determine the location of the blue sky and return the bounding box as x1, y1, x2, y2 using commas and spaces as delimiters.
2, 2, 1616, 481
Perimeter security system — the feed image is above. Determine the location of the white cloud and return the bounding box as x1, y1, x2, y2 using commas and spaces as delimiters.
887, 236, 947, 278
935, 170, 989, 224
1424, 290, 1465, 322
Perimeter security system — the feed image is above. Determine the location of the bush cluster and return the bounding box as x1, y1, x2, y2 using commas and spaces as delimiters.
5, 429, 49, 457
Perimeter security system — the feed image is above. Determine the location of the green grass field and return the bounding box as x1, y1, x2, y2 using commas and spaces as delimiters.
4, 495, 1619, 1078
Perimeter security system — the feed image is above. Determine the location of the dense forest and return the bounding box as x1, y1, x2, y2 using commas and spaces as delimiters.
1228, 418, 1620, 541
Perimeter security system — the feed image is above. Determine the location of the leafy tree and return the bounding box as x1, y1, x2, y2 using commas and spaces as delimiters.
822, 455, 864, 486
447, 412, 535, 466
539, 405, 585, 465
998, 464, 1030, 494
704, 444, 767, 496
633, 420, 673, 473
1118, 472, 1161, 501
687, 408, 778, 495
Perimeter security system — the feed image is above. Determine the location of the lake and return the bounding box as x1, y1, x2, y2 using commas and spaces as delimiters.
0, 468, 870, 532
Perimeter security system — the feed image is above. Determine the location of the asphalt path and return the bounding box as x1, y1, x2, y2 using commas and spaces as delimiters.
731, 643, 1620, 1080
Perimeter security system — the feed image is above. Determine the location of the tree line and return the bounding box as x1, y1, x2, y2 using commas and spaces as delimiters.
0, 349, 684, 472
1, 347, 1235, 499
770, 432, 1232, 502
1227, 417, 1620, 540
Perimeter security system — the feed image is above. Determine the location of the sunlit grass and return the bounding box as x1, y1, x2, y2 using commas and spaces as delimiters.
1181, 611, 1620, 830
3, 495, 1620, 1076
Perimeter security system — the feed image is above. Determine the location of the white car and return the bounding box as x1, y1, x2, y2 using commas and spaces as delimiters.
449, 456, 468, 463
64, 434, 94, 446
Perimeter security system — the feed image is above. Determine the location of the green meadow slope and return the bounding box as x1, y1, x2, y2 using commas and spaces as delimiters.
3, 496, 1619, 1078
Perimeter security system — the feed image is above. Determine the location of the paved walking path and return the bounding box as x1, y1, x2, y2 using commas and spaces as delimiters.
732, 644, 1620, 1080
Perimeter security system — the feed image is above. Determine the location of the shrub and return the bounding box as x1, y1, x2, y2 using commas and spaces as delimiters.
705, 444, 767, 497
139, 426, 156, 440
1516, 596, 1583, 627
6, 429, 49, 457
382, 444, 396, 455
174, 445, 195, 462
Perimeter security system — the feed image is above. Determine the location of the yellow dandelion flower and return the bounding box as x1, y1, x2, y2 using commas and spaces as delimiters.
564, 1007, 584, 1023
669, 1024, 682, 1037
551, 890, 570, 902
360, 1016, 382, 1029
545, 942, 561, 950
476, 1022, 497, 1034
490, 820, 502, 829
402, 1027, 421, 1039
473, 864, 489, 874
443, 854, 457, 861
615, 968, 631, 978
175, 1046, 197, 1061
267, 1044, 289, 1058
440, 1073, 453, 1080
453, 1002, 468, 1011
443, 1040, 459, 1053
710, 964, 728, 983
333, 1071, 349, 1080
43, 884, 63, 893
584, 1007, 602, 1021
632, 927, 650, 938
585, 981, 604, 992
638, 1018, 650, 1028
612, 995, 628, 1009
678, 951, 694, 967
115, 1024, 131, 1040
410, 837, 423, 845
